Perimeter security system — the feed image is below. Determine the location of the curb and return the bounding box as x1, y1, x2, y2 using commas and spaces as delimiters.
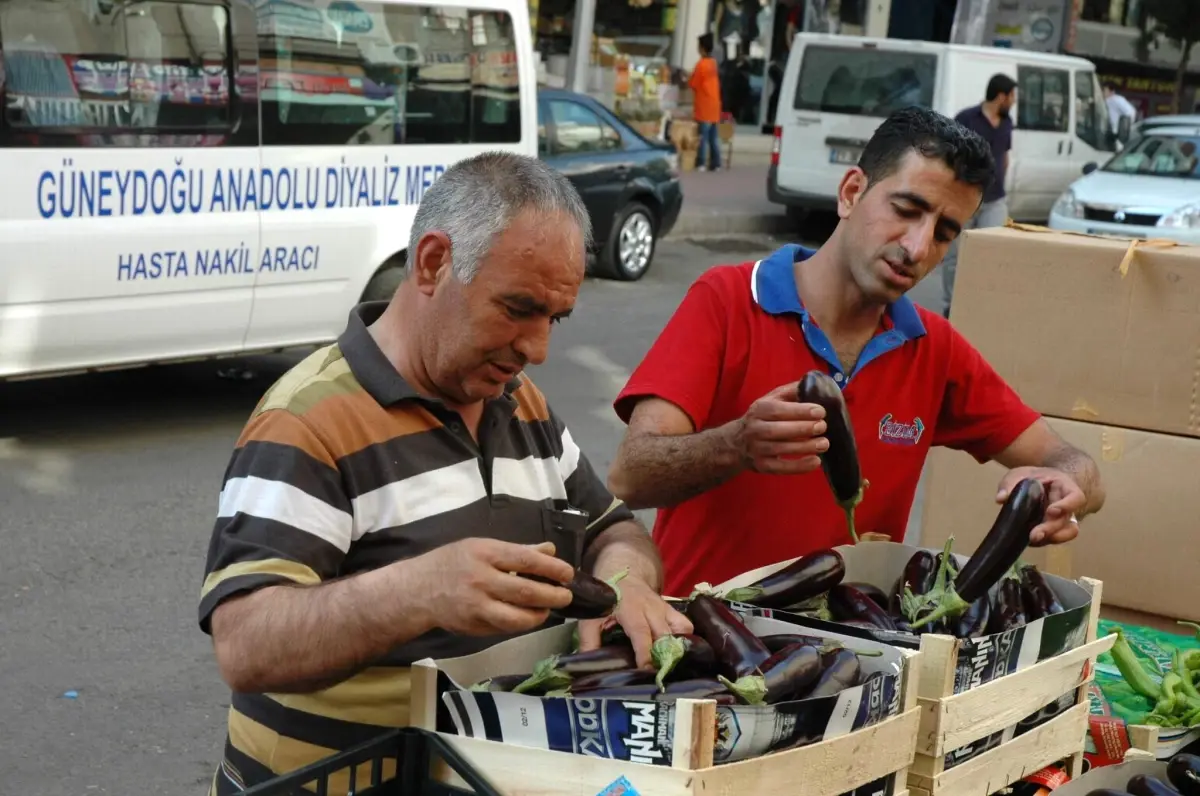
666, 208, 794, 238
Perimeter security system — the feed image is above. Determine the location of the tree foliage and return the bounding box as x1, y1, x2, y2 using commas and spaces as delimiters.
1135, 0, 1200, 113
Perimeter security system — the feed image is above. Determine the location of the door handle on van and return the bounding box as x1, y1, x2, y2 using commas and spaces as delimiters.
825, 136, 869, 148
1058, 140, 1064, 155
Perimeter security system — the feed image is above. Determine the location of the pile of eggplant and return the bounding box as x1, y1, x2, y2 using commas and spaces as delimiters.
1086, 753, 1200, 796
467, 593, 883, 708
715, 477, 1064, 640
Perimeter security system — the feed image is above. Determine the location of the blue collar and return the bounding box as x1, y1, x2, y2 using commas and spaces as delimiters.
750, 244, 927, 340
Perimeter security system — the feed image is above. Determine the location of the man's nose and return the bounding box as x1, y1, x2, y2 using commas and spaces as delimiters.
512, 321, 551, 366
901, 219, 937, 265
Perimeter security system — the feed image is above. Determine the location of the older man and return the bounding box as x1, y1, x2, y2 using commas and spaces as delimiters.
198, 152, 689, 794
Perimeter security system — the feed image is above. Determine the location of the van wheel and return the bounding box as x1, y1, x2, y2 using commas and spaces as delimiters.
362, 266, 405, 303
595, 202, 656, 281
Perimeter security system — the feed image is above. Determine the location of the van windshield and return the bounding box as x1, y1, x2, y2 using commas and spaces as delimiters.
794, 46, 936, 117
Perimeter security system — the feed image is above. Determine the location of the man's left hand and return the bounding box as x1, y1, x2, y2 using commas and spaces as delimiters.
577, 576, 693, 669
996, 466, 1085, 546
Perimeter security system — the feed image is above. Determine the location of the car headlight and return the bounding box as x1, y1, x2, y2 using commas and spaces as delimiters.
1158, 202, 1200, 229
1052, 190, 1084, 219
667, 151, 680, 177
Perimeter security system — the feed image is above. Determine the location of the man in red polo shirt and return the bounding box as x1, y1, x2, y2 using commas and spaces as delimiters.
607, 106, 1106, 598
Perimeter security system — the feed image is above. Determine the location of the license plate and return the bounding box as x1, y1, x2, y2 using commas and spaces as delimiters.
829, 147, 860, 165
1087, 228, 1145, 239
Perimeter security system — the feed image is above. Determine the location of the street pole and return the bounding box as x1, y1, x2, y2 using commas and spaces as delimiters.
566, 0, 598, 94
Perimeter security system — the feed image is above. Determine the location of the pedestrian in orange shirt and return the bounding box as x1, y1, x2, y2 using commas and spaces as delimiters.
688, 34, 722, 172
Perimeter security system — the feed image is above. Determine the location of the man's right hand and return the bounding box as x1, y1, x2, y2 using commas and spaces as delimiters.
727, 381, 829, 475
417, 539, 576, 637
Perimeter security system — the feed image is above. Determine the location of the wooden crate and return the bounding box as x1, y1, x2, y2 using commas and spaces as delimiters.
409, 649, 923, 796
907, 577, 1115, 796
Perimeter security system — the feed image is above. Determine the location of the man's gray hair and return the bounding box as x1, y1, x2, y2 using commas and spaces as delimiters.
405, 151, 593, 283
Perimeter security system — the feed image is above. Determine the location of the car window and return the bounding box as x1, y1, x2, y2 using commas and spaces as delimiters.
793, 46, 936, 117
1017, 66, 1069, 132
548, 99, 622, 154
1102, 133, 1200, 179
1074, 70, 1114, 151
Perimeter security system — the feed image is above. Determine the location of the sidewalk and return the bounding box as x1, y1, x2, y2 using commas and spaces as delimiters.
669, 162, 794, 238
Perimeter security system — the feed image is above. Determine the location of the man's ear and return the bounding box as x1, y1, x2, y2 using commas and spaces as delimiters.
412, 231, 453, 297
837, 167, 869, 220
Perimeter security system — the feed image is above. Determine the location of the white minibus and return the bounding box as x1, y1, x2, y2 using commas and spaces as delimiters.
768, 34, 1116, 225
0, 0, 537, 380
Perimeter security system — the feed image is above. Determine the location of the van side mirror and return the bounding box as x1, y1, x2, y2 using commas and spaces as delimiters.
1118, 116, 1131, 143
1082, 162, 1098, 175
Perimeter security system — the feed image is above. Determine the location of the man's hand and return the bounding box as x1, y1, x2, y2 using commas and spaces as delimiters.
996, 467, 1085, 546
576, 577, 693, 669
728, 382, 829, 476
419, 539, 575, 637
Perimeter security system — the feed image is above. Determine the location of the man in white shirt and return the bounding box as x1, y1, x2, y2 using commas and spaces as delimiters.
1103, 81, 1138, 138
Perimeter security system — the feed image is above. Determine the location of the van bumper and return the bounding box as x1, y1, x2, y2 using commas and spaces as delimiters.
767, 165, 838, 212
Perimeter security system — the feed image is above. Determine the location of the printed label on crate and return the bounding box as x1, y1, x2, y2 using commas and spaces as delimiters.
441, 666, 898, 766
596, 775, 641, 796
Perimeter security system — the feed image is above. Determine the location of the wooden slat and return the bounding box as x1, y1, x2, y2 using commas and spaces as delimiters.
671, 698, 716, 770
909, 702, 1091, 796
916, 633, 1115, 756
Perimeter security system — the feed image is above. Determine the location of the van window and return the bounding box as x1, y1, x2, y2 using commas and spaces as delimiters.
258, 4, 521, 147
1016, 65, 1069, 133
1074, 69, 1113, 151
0, 0, 232, 135
793, 46, 935, 117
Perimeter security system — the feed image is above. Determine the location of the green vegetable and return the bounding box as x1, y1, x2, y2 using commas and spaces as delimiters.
1112, 628, 1164, 701
1157, 672, 1183, 715
1177, 648, 1200, 702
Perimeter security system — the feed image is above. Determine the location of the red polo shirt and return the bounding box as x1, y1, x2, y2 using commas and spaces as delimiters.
614, 244, 1041, 598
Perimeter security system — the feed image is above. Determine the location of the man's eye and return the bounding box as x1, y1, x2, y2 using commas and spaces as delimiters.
550, 316, 565, 325
506, 306, 532, 319
892, 204, 920, 218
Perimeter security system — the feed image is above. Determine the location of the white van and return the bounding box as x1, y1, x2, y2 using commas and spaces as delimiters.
767, 34, 1116, 225
0, 0, 537, 381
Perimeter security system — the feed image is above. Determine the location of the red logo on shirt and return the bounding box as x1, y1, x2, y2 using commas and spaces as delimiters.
878, 413, 925, 446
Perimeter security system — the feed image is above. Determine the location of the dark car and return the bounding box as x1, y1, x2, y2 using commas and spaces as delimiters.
537, 87, 683, 281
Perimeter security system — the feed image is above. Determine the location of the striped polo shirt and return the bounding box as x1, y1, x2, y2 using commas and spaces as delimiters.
199, 300, 634, 795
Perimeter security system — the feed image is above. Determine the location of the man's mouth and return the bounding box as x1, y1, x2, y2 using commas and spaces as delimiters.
884, 260, 914, 281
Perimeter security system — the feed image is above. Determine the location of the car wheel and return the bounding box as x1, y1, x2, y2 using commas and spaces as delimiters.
596, 202, 656, 281
362, 265, 405, 303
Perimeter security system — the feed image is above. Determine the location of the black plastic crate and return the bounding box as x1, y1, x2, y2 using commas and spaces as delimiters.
236, 727, 501, 796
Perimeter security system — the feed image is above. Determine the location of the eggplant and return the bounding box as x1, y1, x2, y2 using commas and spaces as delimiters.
845, 582, 889, 610
720, 642, 822, 705
1127, 775, 1181, 796
986, 570, 1028, 634
891, 550, 937, 615
567, 668, 656, 692
524, 567, 628, 620
722, 549, 845, 608
954, 595, 991, 638
568, 678, 738, 704
513, 645, 639, 694
1168, 753, 1200, 796
829, 584, 898, 631
1019, 564, 1064, 619
686, 594, 772, 681
803, 648, 862, 699
651, 634, 717, 689
798, 370, 866, 543
468, 674, 530, 693
910, 479, 1046, 630
761, 633, 827, 653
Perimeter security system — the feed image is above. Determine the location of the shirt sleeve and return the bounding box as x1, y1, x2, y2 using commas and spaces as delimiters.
931, 327, 1041, 463
613, 273, 730, 430
549, 407, 637, 552
198, 408, 353, 634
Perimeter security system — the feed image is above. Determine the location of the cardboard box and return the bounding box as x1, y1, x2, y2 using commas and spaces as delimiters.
950, 225, 1200, 439
920, 417, 1200, 622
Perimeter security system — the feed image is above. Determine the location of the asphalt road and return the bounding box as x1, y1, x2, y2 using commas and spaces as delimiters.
0, 231, 943, 795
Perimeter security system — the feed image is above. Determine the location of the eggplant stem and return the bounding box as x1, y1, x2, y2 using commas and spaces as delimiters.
689, 582, 719, 599
513, 655, 570, 695
717, 673, 767, 706
606, 568, 631, 605
468, 679, 492, 692
723, 585, 765, 604
651, 635, 685, 692
839, 483, 865, 544
910, 588, 970, 630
